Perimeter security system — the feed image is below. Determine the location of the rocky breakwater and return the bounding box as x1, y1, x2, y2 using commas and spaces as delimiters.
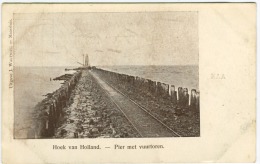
93, 68, 200, 137
29, 71, 82, 138
54, 70, 140, 138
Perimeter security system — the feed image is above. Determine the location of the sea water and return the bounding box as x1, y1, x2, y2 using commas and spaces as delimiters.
14, 66, 75, 138
99, 65, 199, 90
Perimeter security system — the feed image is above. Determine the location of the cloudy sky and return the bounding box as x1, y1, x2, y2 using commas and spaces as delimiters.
14, 12, 198, 67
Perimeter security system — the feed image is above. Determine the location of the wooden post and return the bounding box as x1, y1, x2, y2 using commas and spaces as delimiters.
57, 93, 62, 118
48, 103, 55, 136
170, 85, 177, 104
161, 83, 169, 98
167, 84, 170, 97
195, 91, 200, 110
183, 88, 189, 107
178, 87, 183, 106
190, 89, 197, 109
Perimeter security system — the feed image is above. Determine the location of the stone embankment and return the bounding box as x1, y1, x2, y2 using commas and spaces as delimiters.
54, 70, 140, 138
30, 70, 140, 138
29, 71, 82, 138
92, 68, 200, 137
31, 66, 200, 138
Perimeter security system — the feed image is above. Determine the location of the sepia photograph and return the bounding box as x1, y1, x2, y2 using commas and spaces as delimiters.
14, 12, 199, 139
2, 3, 256, 163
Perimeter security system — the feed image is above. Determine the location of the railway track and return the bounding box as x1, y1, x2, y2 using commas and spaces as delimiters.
90, 71, 181, 137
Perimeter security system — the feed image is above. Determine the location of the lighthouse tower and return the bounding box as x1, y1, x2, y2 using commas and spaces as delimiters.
82, 54, 90, 69
84, 54, 89, 67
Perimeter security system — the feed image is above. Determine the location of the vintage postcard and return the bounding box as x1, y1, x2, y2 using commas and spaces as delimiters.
2, 3, 256, 163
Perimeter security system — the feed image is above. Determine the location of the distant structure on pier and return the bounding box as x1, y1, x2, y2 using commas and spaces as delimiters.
84, 54, 90, 67
72, 53, 91, 71
80, 53, 90, 68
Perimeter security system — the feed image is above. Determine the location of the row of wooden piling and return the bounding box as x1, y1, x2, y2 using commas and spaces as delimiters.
33, 71, 82, 138
93, 68, 200, 110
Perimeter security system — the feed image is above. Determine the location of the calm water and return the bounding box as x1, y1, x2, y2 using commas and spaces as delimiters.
14, 66, 75, 138
99, 65, 199, 90
14, 65, 198, 138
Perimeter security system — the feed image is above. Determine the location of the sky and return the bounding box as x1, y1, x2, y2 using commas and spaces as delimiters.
14, 12, 198, 66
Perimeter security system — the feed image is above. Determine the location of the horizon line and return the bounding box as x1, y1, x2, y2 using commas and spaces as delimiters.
15, 64, 199, 67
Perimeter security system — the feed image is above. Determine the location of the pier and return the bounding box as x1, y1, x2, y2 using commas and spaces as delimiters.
30, 67, 200, 138
91, 71, 180, 137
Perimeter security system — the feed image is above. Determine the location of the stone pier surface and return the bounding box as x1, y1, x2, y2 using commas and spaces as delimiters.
92, 68, 200, 137
54, 70, 140, 138
32, 68, 199, 138
91, 71, 177, 137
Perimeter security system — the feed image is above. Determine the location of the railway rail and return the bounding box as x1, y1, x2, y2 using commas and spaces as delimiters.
90, 71, 181, 137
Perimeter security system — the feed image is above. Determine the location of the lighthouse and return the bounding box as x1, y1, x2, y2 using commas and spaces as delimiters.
81, 54, 90, 69
84, 54, 89, 67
